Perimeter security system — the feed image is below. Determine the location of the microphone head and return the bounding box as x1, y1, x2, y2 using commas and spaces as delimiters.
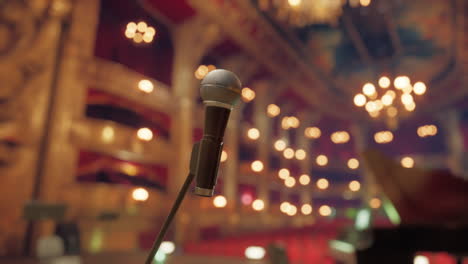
200, 69, 241, 109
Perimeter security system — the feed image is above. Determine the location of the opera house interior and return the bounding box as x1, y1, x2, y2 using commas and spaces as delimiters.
2, 0, 468, 263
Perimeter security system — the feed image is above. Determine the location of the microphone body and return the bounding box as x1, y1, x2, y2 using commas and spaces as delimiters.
193, 70, 241, 197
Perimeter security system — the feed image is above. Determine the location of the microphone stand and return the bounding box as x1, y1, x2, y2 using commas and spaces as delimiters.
144, 143, 200, 264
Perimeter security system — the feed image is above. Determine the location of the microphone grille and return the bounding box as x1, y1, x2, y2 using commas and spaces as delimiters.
200, 69, 241, 107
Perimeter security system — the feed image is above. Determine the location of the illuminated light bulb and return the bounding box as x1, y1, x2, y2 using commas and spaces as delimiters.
122, 163, 138, 176
285, 177, 296, 188
241, 193, 253, 205
369, 198, 381, 209
374, 131, 393, 144
288, 0, 301, 7
126, 22, 137, 32
287, 205, 297, 216
267, 104, 281, 117
101, 126, 115, 143
142, 34, 153, 43
247, 128, 260, 140
349, 181, 361, 192
281, 117, 290, 130
360, 0, 371, 7
207, 65, 216, 72
137, 127, 153, 141
283, 148, 295, 159
251, 160, 264, 172
316, 155, 328, 166
213, 195, 227, 208
428, 125, 438, 136
160, 241, 175, 255
125, 29, 136, 39
386, 90, 397, 99
252, 199, 265, 211
316, 178, 329, 190
394, 76, 410, 89
401, 93, 414, 105
295, 149, 307, 160
381, 94, 393, 106
305, 127, 321, 139
405, 101, 416, 112
413, 82, 427, 95
301, 204, 313, 215
138, 79, 154, 93
134, 32, 143, 43
278, 168, 290, 180
378, 76, 391, 88
402, 84, 413, 94
137, 21, 147, 32
274, 139, 287, 151
287, 116, 300, 128
387, 106, 398, 118
375, 100, 384, 111
401, 156, 414, 168
319, 205, 332, 216
365, 101, 377, 112
354, 93, 367, 107
331, 131, 350, 144
280, 202, 290, 213
414, 255, 429, 264
347, 158, 359, 169
299, 174, 310, 185
241, 87, 256, 102
362, 83, 376, 96
195, 65, 209, 80
146, 27, 156, 36
245, 247, 266, 260
220, 150, 228, 162
132, 187, 149, 201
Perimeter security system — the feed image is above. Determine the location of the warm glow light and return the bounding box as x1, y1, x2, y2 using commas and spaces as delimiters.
405, 101, 416, 112
247, 128, 260, 140
331, 131, 350, 144
283, 148, 295, 159
288, 0, 302, 7
286, 116, 300, 128
347, 158, 359, 170
316, 155, 328, 166
369, 111, 380, 118
134, 33, 143, 43
285, 177, 296, 188
101, 126, 115, 143
242, 87, 256, 102
305, 127, 321, 139
213, 195, 227, 208
378, 76, 390, 88
299, 174, 311, 185
137, 21, 147, 32
413, 82, 427, 95
122, 163, 138, 176
295, 149, 307, 160
381, 94, 393, 106
417, 124, 438, 138
362, 83, 376, 96
138, 79, 154, 93
245, 246, 266, 260
374, 131, 393, 144
394, 76, 410, 89
349, 181, 361, 192
137, 127, 153, 141
195, 65, 209, 79
401, 156, 414, 168
274, 139, 287, 151
252, 199, 265, 211
220, 150, 228, 162
316, 178, 329, 190
160, 241, 175, 255
360, 0, 371, 6
126, 22, 137, 32
280, 202, 290, 213
370, 198, 381, 209
401, 93, 414, 105
319, 205, 332, 216
301, 204, 313, 215
251, 160, 264, 172
386, 90, 397, 99
267, 104, 281, 117
402, 84, 413, 94
132, 187, 149, 201
414, 255, 429, 264
287, 205, 297, 216
126, 22, 155, 44
365, 101, 377, 112
278, 168, 290, 180
354, 94, 367, 107
387, 106, 398, 118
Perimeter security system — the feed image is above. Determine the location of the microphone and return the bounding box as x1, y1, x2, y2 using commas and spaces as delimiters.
193, 69, 241, 197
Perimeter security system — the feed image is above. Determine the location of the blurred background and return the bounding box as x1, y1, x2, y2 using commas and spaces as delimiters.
1, 0, 468, 263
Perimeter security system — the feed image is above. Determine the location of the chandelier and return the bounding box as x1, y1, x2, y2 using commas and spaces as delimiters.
257, 0, 372, 27
353, 75, 427, 125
